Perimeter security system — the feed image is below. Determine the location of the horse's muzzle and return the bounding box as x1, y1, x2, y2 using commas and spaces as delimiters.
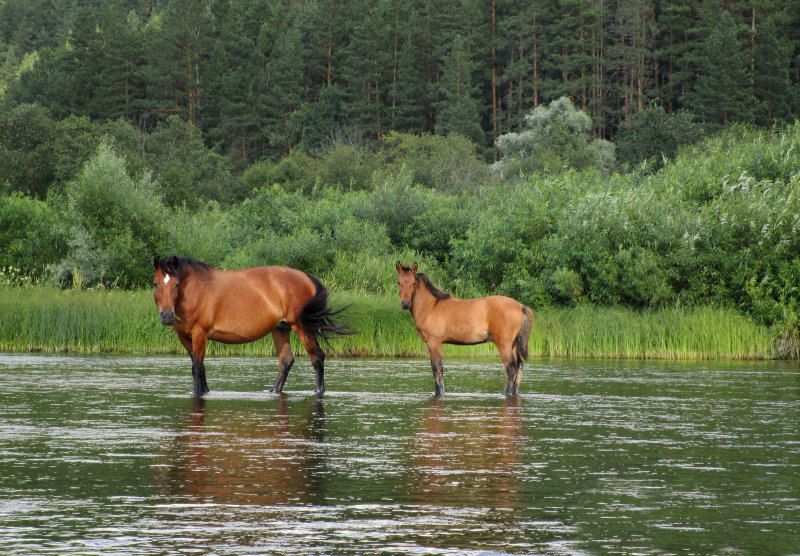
160, 309, 175, 326
401, 300, 411, 310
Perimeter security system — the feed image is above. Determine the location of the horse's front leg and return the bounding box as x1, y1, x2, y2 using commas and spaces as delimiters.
180, 332, 209, 396
426, 342, 445, 396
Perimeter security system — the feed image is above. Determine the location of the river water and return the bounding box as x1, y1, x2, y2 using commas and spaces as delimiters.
0, 354, 798, 555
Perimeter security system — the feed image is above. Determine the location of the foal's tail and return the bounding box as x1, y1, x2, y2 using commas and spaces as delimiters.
298, 274, 356, 346
514, 305, 533, 364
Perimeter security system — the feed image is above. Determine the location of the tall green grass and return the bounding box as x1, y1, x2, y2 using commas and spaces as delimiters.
0, 285, 778, 359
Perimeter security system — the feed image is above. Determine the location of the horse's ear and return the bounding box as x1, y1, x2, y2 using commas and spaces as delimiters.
154, 256, 160, 270
396, 261, 403, 273
412, 262, 418, 273
165, 255, 178, 274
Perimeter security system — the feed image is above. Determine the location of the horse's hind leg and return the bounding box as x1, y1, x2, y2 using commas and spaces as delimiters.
293, 325, 325, 396
270, 324, 295, 394
498, 341, 521, 396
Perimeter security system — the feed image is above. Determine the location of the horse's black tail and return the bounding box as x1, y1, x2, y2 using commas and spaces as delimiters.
297, 274, 356, 347
514, 305, 533, 365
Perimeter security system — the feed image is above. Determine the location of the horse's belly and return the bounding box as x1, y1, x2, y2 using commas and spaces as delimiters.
443, 321, 490, 345
207, 318, 276, 344
208, 328, 269, 344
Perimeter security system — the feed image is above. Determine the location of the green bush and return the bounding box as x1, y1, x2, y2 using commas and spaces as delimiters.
0, 188, 67, 276
240, 151, 318, 194
0, 103, 58, 198
316, 143, 378, 190
52, 142, 166, 288
493, 97, 617, 179
616, 104, 701, 171
379, 132, 493, 193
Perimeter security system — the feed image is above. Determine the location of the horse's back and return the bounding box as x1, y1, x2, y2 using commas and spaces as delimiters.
428, 295, 523, 345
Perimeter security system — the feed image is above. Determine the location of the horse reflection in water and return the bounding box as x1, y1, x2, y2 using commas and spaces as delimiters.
409, 397, 525, 519
153, 396, 325, 506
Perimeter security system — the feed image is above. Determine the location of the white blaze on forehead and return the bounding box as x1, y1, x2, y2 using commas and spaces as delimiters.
164, 275, 171, 284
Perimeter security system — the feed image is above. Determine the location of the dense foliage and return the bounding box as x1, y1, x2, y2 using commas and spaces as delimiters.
1, 1, 799, 347
2, 119, 799, 332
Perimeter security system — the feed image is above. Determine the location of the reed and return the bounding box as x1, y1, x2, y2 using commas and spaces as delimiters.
0, 286, 777, 359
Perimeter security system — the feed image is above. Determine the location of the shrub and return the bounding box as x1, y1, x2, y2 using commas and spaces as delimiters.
379, 132, 493, 194
616, 104, 701, 171
316, 143, 378, 190
493, 97, 617, 179
0, 188, 67, 275
240, 152, 318, 194
52, 142, 166, 288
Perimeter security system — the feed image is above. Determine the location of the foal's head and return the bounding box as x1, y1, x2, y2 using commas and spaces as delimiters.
153, 255, 181, 326
395, 261, 418, 310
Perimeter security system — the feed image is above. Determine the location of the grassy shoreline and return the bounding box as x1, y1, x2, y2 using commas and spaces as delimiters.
0, 286, 778, 360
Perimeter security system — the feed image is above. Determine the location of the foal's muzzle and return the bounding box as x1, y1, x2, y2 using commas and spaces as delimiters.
401, 300, 411, 310
160, 309, 175, 326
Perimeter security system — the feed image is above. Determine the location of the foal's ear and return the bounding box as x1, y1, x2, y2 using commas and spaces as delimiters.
154, 256, 161, 270
412, 262, 418, 273
396, 261, 403, 273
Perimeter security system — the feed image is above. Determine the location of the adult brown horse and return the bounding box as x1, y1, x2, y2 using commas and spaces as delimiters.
396, 262, 533, 396
153, 255, 351, 396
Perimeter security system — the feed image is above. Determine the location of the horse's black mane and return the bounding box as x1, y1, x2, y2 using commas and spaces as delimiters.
157, 255, 213, 279
416, 273, 452, 300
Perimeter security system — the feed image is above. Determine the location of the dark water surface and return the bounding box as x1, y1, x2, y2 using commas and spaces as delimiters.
0, 354, 798, 555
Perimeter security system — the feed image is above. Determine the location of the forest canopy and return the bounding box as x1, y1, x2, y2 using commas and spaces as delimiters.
1, 0, 797, 163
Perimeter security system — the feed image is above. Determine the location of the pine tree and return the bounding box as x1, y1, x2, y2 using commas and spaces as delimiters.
143, 0, 212, 127
693, 10, 755, 125
89, 7, 147, 122
434, 34, 485, 147
753, 16, 797, 125
655, 0, 696, 113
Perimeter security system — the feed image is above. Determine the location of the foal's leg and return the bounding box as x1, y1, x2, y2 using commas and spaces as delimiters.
270, 325, 295, 394
179, 332, 210, 396
427, 342, 445, 396
293, 325, 325, 396
497, 340, 521, 396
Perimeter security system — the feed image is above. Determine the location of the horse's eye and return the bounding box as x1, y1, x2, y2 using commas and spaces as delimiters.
153, 282, 157, 289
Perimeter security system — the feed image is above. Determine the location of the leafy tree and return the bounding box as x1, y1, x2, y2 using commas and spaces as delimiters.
301, 84, 347, 153
0, 103, 57, 198
54, 141, 166, 288
493, 96, 615, 178
145, 116, 235, 208
616, 103, 700, 170
0, 188, 68, 275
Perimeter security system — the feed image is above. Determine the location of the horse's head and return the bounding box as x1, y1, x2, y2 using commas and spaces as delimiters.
396, 261, 418, 310
153, 255, 181, 326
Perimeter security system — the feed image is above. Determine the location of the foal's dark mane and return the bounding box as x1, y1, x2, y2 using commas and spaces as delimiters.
158, 256, 214, 279
416, 273, 452, 301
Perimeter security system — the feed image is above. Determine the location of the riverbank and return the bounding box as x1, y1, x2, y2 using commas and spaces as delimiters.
0, 286, 777, 359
